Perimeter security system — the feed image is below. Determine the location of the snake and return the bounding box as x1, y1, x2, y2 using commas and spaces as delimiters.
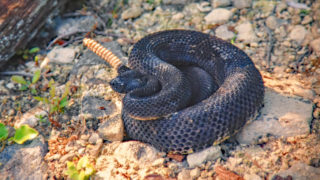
109, 30, 264, 154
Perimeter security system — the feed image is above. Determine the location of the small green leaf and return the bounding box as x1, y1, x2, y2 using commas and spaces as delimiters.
59, 97, 68, 108
20, 85, 29, 91
32, 69, 41, 84
65, 161, 80, 180
13, 125, 38, 144
11, 76, 27, 85
31, 88, 37, 95
22, 54, 29, 60
0, 123, 8, 141
49, 79, 55, 98
29, 47, 40, 54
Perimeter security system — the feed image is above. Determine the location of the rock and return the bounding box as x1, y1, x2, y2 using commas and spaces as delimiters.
187, 146, 221, 168
235, 22, 257, 43
204, 8, 233, 25
88, 132, 101, 144
301, 15, 313, 25
310, 38, 320, 55
244, 173, 262, 180
232, 0, 252, 9
215, 25, 235, 40
177, 169, 192, 180
81, 96, 115, 118
98, 114, 124, 141
272, 162, 320, 180
172, 12, 185, 21
55, 16, 100, 36
121, 6, 143, 20
237, 88, 313, 144
288, 25, 307, 44
46, 47, 76, 64
190, 167, 201, 179
0, 136, 48, 179
266, 16, 279, 30
113, 141, 161, 165
14, 106, 47, 128
211, 0, 231, 8
197, 2, 211, 12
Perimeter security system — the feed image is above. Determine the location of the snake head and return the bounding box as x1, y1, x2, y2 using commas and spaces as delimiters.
110, 66, 148, 94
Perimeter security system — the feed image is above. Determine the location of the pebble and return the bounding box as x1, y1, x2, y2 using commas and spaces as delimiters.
121, 6, 143, 20
177, 169, 191, 180
204, 8, 233, 25
237, 88, 313, 144
235, 22, 257, 43
288, 25, 307, 44
172, 12, 184, 21
46, 47, 76, 64
187, 146, 221, 168
113, 141, 161, 166
301, 15, 313, 25
190, 167, 201, 179
98, 114, 124, 141
272, 162, 320, 180
309, 38, 320, 55
211, 0, 231, 8
88, 132, 101, 144
266, 16, 279, 30
232, 0, 252, 9
215, 25, 235, 40
59, 153, 75, 163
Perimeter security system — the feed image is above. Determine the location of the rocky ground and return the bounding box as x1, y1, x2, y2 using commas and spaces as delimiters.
0, 0, 320, 179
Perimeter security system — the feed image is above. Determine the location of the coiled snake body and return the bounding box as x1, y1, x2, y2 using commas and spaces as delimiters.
110, 30, 264, 154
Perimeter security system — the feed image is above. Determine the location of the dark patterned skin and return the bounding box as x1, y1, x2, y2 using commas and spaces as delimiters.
110, 30, 264, 154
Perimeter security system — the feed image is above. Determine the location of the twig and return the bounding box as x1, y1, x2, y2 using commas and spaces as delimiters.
0, 71, 33, 77
47, 30, 90, 49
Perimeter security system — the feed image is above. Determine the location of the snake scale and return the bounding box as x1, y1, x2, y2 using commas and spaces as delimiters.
110, 30, 264, 154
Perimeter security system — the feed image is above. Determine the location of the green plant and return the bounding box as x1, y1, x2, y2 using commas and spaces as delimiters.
0, 123, 8, 141
11, 69, 41, 94
300, 9, 310, 16
230, 36, 236, 44
34, 79, 70, 127
0, 123, 39, 145
65, 156, 95, 180
35, 114, 47, 124
10, 125, 39, 144
17, 47, 40, 60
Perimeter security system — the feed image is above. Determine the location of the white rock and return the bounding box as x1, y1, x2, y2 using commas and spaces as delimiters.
235, 22, 257, 43
177, 169, 192, 180
266, 16, 278, 30
190, 167, 201, 179
205, 8, 233, 25
310, 38, 320, 55
244, 173, 262, 180
98, 114, 124, 142
272, 162, 320, 180
211, 0, 231, 8
232, 0, 252, 9
113, 141, 161, 166
187, 146, 221, 168
47, 47, 76, 64
288, 25, 307, 44
237, 88, 313, 144
121, 6, 143, 20
215, 25, 235, 40
14, 106, 47, 128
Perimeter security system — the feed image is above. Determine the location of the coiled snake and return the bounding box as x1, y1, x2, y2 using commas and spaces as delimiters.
87, 30, 264, 154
